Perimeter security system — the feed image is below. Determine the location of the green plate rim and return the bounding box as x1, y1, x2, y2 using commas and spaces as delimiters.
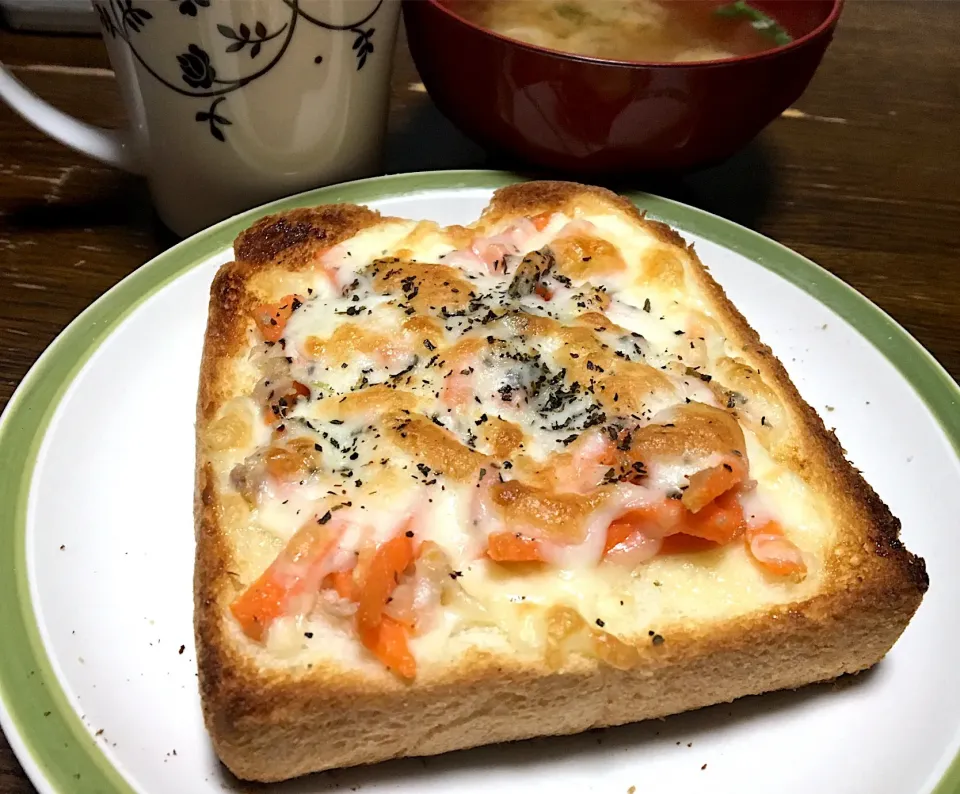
0, 169, 957, 793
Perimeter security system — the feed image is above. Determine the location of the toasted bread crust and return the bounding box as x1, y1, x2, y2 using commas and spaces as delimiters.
195, 182, 927, 782
234, 204, 383, 270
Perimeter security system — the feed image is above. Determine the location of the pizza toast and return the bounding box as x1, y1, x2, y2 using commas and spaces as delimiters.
194, 181, 927, 782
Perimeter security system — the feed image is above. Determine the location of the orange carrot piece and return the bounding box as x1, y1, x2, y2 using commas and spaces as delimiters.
531, 212, 552, 231
534, 283, 554, 301
229, 576, 288, 643
262, 381, 311, 426
605, 500, 685, 545
230, 523, 338, 642
683, 459, 746, 513
487, 532, 543, 562
254, 294, 300, 343
683, 489, 745, 544
659, 533, 720, 555
324, 568, 359, 601
359, 615, 416, 680
604, 520, 635, 554
745, 521, 807, 577
356, 531, 415, 635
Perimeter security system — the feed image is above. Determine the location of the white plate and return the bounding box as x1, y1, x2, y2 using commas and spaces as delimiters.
1, 171, 958, 794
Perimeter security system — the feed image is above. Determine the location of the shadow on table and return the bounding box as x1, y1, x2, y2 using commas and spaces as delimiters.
213, 670, 875, 793
3, 104, 774, 246
1, 171, 178, 247
384, 97, 776, 232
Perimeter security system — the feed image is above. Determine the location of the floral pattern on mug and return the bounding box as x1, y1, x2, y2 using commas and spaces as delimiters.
93, 0, 385, 141
178, 45, 217, 89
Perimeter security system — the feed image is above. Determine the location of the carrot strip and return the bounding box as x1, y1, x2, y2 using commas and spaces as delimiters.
253, 294, 301, 343
262, 381, 311, 426
659, 533, 720, 555
604, 520, 635, 554
682, 459, 746, 513
229, 576, 287, 643
534, 283, 554, 301
745, 521, 807, 577
487, 532, 543, 562
603, 500, 686, 556
682, 489, 746, 544
230, 522, 339, 642
359, 615, 416, 680
324, 568, 359, 601
530, 212, 552, 231
356, 531, 415, 635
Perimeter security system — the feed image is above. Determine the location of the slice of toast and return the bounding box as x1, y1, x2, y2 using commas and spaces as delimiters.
194, 181, 927, 783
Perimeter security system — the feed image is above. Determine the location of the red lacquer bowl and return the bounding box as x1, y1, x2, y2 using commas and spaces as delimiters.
402, 0, 842, 172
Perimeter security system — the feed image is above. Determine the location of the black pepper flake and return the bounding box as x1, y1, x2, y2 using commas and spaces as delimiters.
685, 366, 712, 383
423, 339, 436, 351
417, 463, 431, 477
652, 633, 664, 646
727, 391, 747, 408
674, 330, 685, 336
405, 530, 415, 537
304, 632, 314, 639
178, 644, 185, 655
449, 570, 463, 579
643, 298, 651, 313
595, 618, 605, 627
317, 510, 332, 525
314, 443, 322, 452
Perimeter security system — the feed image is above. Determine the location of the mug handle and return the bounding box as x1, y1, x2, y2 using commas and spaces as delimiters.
0, 63, 142, 174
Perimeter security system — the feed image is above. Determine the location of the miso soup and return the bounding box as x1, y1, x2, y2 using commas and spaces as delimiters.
447, 0, 793, 63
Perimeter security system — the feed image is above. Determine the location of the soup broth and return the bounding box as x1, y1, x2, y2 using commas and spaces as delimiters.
447, 0, 792, 63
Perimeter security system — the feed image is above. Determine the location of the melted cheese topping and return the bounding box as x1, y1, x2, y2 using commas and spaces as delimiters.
208, 207, 832, 673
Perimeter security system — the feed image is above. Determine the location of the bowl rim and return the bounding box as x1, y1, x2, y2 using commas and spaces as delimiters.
416, 0, 845, 68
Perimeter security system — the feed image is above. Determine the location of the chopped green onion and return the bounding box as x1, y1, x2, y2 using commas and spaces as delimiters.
554, 2, 588, 22
714, 1, 793, 46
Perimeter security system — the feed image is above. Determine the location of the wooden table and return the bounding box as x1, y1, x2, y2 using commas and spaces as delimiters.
1, 1, 958, 790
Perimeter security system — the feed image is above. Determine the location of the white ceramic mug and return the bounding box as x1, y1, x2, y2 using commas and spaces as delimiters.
0, 0, 401, 235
